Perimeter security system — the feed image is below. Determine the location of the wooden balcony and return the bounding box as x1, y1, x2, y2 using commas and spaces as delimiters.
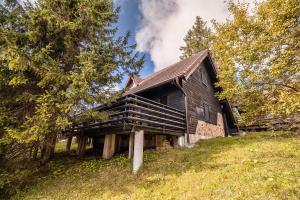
67, 94, 186, 136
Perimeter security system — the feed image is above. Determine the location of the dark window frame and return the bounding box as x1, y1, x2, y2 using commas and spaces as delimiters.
200, 68, 208, 87
203, 103, 210, 121
196, 105, 205, 119
196, 102, 218, 125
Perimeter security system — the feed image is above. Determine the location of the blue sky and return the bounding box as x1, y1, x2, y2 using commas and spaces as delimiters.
16, 0, 259, 88
114, 0, 259, 88
115, 0, 155, 87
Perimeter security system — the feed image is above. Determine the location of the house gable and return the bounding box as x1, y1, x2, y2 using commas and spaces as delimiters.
182, 57, 225, 137
123, 49, 237, 137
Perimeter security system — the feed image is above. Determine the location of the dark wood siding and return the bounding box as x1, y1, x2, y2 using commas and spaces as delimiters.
183, 61, 222, 134
166, 89, 185, 111
137, 83, 185, 111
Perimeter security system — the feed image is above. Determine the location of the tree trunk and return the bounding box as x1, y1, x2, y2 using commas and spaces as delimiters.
40, 134, 57, 164
32, 142, 39, 160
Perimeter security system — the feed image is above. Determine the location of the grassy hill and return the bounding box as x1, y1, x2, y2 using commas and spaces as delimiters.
4, 131, 300, 199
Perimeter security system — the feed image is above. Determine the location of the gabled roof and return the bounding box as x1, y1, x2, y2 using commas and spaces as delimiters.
125, 49, 213, 94
125, 74, 143, 89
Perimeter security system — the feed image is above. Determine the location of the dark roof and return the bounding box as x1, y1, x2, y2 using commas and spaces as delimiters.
125, 49, 210, 94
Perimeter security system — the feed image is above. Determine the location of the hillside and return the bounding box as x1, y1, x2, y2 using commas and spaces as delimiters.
5, 132, 300, 199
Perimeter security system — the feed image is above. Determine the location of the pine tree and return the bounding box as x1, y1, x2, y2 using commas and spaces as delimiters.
180, 16, 212, 59
0, 0, 144, 162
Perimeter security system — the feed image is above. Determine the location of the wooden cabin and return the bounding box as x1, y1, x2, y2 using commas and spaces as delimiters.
65, 49, 237, 173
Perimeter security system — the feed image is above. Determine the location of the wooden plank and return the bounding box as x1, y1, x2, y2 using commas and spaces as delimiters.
126, 116, 185, 130
127, 110, 185, 125
127, 97, 185, 116
127, 104, 184, 121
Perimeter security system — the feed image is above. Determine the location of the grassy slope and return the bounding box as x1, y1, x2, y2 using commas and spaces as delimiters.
13, 132, 300, 200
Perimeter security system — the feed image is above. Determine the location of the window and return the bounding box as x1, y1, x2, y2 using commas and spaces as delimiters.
209, 109, 218, 125
203, 103, 210, 121
196, 106, 205, 119
200, 68, 208, 86
197, 102, 218, 125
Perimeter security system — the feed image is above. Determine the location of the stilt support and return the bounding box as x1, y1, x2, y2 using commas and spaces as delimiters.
128, 133, 134, 159
66, 136, 72, 152
133, 130, 144, 174
102, 134, 116, 159
76, 136, 87, 157
178, 135, 185, 147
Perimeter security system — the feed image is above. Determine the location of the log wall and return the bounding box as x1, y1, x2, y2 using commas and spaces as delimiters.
183, 61, 225, 137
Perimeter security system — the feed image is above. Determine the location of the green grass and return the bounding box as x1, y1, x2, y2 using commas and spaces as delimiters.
9, 132, 300, 199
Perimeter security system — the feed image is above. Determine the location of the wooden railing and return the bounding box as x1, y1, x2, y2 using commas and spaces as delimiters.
67, 94, 186, 136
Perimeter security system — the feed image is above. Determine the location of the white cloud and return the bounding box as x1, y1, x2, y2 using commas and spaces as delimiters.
136, 0, 260, 71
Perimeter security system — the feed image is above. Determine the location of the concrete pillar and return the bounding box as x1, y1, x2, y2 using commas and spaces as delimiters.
66, 136, 72, 152
133, 130, 144, 174
102, 134, 116, 159
178, 135, 185, 147
128, 133, 134, 159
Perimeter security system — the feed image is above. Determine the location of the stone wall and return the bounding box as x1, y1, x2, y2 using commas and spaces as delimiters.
189, 113, 225, 144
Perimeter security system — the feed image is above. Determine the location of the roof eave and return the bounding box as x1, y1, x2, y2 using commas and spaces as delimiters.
126, 75, 185, 95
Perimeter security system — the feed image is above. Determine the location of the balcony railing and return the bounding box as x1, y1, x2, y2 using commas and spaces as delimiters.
67, 94, 186, 136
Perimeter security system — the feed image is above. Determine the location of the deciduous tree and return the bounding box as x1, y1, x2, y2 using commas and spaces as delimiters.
211, 0, 300, 128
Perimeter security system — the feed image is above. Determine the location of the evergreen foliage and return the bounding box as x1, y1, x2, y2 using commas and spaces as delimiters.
0, 0, 144, 161
180, 16, 212, 59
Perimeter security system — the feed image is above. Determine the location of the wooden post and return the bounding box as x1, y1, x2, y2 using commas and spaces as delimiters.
110, 134, 116, 155
81, 136, 87, 157
102, 134, 116, 159
66, 136, 72, 152
76, 136, 86, 157
133, 130, 144, 174
76, 136, 82, 156
128, 133, 134, 159
117, 135, 122, 153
